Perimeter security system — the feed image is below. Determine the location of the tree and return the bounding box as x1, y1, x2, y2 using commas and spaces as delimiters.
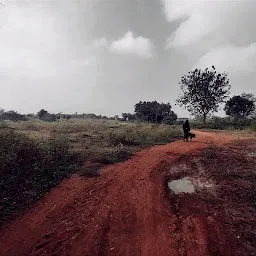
122, 113, 136, 121
122, 113, 128, 121
224, 94, 255, 119
42, 113, 57, 122
26, 113, 35, 118
241, 93, 256, 106
0, 108, 5, 120
134, 101, 177, 123
1, 110, 26, 121
38, 109, 48, 120
162, 112, 178, 125
127, 113, 136, 121
176, 66, 231, 124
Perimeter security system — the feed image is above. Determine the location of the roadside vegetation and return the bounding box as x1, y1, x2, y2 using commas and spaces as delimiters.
0, 119, 182, 227
191, 116, 256, 131
0, 126, 83, 227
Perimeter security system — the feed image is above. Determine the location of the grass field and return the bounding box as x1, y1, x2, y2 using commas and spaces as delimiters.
1, 127, 255, 255
0, 119, 182, 227
6, 118, 183, 163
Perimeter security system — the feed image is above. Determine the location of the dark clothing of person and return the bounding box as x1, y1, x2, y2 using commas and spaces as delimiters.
183, 121, 190, 141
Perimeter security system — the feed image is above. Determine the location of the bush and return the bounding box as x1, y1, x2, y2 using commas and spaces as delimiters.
250, 123, 256, 131
162, 115, 177, 125
0, 129, 83, 227
41, 113, 57, 122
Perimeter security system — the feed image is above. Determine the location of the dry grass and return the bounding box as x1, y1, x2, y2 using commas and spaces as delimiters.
7, 118, 182, 157
3, 119, 182, 182
0, 119, 182, 211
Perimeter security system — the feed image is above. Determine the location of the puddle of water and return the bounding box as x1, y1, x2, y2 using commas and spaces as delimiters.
247, 152, 256, 158
168, 177, 195, 194
168, 177, 214, 194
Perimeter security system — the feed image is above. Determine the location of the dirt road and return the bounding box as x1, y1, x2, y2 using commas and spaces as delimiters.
0, 131, 255, 256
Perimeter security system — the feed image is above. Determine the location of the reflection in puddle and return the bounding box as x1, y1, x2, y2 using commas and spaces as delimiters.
168, 177, 195, 194
247, 152, 256, 158
168, 177, 214, 194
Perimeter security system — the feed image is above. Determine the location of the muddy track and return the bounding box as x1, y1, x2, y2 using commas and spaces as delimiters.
0, 131, 255, 256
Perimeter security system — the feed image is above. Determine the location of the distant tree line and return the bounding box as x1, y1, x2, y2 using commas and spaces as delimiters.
68, 113, 109, 120
1, 65, 255, 127
122, 66, 254, 126
0, 109, 26, 121
176, 66, 255, 123
121, 101, 177, 124
35, 110, 126, 122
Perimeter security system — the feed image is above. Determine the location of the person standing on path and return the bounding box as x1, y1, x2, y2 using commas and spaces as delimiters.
182, 120, 190, 142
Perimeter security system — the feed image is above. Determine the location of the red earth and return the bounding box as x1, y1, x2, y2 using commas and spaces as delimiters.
0, 131, 255, 256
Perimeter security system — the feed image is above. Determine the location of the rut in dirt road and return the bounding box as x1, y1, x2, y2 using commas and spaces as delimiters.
0, 131, 254, 256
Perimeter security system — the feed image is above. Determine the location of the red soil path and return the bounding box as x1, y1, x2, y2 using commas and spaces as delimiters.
0, 131, 253, 256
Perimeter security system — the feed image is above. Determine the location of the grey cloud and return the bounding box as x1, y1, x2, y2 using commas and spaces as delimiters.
162, 0, 256, 108
0, 0, 255, 118
163, 0, 256, 49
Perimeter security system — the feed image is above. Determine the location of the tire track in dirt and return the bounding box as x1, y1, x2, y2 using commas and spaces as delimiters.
0, 131, 246, 256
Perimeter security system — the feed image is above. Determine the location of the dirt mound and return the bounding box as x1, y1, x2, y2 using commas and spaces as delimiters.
0, 131, 255, 256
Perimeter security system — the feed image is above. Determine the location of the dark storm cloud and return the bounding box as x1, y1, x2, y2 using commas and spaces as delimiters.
0, 0, 255, 117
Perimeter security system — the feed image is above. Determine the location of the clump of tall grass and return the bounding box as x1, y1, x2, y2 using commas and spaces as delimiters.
105, 124, 182, 146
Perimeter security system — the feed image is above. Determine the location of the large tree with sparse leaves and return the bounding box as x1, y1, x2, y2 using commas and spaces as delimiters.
176, 66, 231, 123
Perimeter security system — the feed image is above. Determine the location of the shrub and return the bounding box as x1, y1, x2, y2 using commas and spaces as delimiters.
0, 129, 83, 227
41, 113, 57, 122
162, 114, 177, 125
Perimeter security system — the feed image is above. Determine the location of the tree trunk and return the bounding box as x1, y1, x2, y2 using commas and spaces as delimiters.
203, 114, 207, 124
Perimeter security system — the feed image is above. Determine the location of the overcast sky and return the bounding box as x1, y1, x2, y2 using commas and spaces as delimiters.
0, 0, 255, 117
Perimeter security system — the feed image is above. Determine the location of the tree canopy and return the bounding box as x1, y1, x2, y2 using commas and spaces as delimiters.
224, 93, 255, 118
0, 109, 26, 121
176, 66, 231, 123
134, 101, 177, 123
122, 113, 136, 121
37, 109, 48, 119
